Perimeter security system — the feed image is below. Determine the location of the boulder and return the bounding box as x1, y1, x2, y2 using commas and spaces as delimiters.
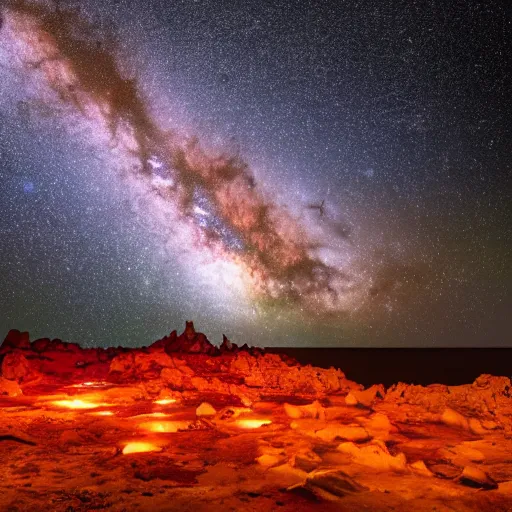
290, 450, 322, 473
426, 463, 461, 479
302, 469, 368, 498
357, 412, 393, 441
345, 384, 384, 408
257, 444, 286, 469
256, 453, 282, 468
316, 424, 370, 443
284, 401, 324, 420
441, 408, 469, 430
196, 402, 216, 417
458, 466, 498, 490
324, 405, 354, 421
267, 464, 307, 487
409, 460, 434, 477
337, 441, 407, 472
438, 444, 485, 468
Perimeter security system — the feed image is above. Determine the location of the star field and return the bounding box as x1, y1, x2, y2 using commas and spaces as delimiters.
0, 0, 510, 347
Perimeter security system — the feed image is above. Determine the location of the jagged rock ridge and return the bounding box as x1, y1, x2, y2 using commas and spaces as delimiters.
0, 323, 359, 400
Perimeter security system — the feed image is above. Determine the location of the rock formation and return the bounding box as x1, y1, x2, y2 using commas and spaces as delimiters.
0, 323, 511, 511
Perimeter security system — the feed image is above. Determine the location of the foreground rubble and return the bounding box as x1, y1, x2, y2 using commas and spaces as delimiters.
0, 324, 511, 511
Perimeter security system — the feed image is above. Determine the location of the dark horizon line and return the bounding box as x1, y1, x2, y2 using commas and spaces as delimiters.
1, 327, 510, 351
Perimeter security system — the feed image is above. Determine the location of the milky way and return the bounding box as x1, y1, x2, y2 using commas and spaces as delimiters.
1, 2, 369, 309
0, 1, 509, 347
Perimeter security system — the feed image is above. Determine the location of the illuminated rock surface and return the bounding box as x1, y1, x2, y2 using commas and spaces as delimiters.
0, 324, 511, 511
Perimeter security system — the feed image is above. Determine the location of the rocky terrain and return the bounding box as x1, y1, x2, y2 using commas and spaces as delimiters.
1, 322, 511, 511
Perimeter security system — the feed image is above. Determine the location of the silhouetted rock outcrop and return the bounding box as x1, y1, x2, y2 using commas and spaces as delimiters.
1, 329, 31, 352
220, 334, 236, 352
163, 321, 219, 355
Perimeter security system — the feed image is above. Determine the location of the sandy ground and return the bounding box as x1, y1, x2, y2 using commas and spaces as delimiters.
1, 383, 512, 512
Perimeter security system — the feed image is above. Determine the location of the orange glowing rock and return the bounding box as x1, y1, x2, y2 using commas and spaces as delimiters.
138, 421, 190, 433
235, 419, 272, 429
130, 412, 169, 419
284, 401, 324, 420
196, 402, 216, 417
409, 460, 434, 477
337, 441, 407, 471
68, 381, 108, 389
256, 453, 283, 468
154, 398, 177, 405
122, 442, 162, 455
52, 399, 105, 409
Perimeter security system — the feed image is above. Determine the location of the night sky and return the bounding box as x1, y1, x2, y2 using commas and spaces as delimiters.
0, 0, 510, 347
